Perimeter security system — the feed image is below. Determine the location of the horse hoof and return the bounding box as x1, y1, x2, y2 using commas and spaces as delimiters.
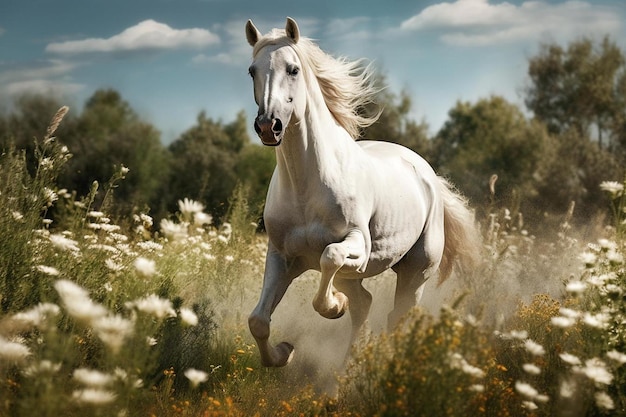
318, 292, 349, 319
274, 342, 295, 367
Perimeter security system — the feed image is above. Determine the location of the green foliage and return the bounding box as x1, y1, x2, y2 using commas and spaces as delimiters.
525, 36, 626, 151
432, 96, 553, 212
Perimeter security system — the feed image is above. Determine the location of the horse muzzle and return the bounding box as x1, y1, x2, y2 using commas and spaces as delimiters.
254, 115, 283, 146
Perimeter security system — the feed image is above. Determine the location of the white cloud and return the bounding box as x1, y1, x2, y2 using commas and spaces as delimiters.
46, 19, 219, 55
0, 59, 84, 97
5, 79, 84, 96
401, 0, 622, 46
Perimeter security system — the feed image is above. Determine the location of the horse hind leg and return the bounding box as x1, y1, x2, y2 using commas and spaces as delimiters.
333, 278, 372, 341
388, 233, 443, 329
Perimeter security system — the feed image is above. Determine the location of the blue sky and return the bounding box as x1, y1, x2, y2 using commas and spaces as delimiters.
1, 0, 624, 143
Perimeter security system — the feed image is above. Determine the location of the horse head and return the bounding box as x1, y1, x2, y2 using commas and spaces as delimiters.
245, 18, 307, 146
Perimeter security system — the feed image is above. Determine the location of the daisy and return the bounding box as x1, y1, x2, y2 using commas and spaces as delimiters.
134, 257, 156, 277
184, 368, 208, 388
73, 368, 114, 387
127, 294, 175, 319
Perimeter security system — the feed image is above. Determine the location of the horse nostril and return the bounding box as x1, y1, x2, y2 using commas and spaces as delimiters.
254, 119, 262, 135
272, 118, 283, 134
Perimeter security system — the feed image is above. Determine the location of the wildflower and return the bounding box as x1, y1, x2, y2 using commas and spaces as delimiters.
578, 358, 613, 385
35, 265, 60, 276
184, 368, 208, 388
147, 337, 158, 346
43, 187, 58, 207
448, 353, 485, 378
515, 381, 539, 399
179, 198, 204, 215
522, 401, 538, 410
606, 350, 626, 365
127, 294, 175, 319
92, 314, 134, 353
579, 251, 597, 266
120, 165, 130, 177
54, 280, 108, 322
49, 233, 80, 252
508, 330, 528, 340
600, 181, 623, 197
559, 353, 581, 366
606, 250, 624, 264
159, 219, 188, 241
0, 336, 31, 361
582, 312, 609, 329
134, 257, 156, 277
105, 259, 124, 272
522, 363, 541, 375
12, 211, 24, 221
194, 211, 213, 226
565, 280, 587, 294
469, 384, 484, 393
73, 368, 114, 387
136, 241, 163, 252
217, 235, 229, 244
559, 308, 581, 319
72, 388, 116, 405
595, 391, 615, 410
551, 316, 576, 328
12, 302, 60, 329
224, 255, 235, 263
87, 211, 105, 218
180, 307, 198, 326
523, 339, 545, 356
23, 360, 61, 377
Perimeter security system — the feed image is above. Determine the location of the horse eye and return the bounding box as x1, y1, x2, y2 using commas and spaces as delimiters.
287, 66, 299, 76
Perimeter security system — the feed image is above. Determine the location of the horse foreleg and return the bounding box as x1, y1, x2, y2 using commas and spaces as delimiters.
334, 278, 372, 340
248, 248, 302, 367
313, 230, 368, 319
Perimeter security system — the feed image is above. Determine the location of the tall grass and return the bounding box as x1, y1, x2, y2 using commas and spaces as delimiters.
0, 108, 625, 416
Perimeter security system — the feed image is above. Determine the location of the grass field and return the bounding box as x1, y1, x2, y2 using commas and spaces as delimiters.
0, 108, 625, 416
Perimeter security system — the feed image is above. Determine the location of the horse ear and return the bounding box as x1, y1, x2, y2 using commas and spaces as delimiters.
285, 17, 300, 43
246, 19, 261, 47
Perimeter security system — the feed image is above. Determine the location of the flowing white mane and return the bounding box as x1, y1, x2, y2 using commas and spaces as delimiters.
252, 29, 380, 139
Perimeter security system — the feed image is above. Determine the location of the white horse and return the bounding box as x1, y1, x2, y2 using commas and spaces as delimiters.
245, 17, 479, 367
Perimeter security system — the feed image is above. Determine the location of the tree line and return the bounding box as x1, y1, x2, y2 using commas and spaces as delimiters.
1, 36, 624, 231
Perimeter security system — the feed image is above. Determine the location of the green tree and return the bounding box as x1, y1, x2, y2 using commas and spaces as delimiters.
60, 89, 170, 214
432, 96, 553, 213
234, 143, 276, 214
525, 36, 626, 151
167, 110, 250, 220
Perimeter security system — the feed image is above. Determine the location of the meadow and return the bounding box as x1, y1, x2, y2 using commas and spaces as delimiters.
0, 107, 625, 416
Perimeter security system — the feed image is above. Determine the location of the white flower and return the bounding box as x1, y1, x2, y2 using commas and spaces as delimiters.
0, 336, 31, 361
578, 358, 613, 385
105, 259, 124, 272
523, 339, 545, 356
127, 294, 175, 319
12, 303, 60, 329
550, 316, 576, 328
49, 233, 80, 252
600, 181, 623, 196
159, 219, 188, 241
180, 308, 198, 326
35, 265, 60, 276
194, 211, 213, 226
469, 384, 484, 393
73, 368, 114, 387
184, 368, 208, 388
448, 353, 485, 378
54, 280, 108, 322
12, 211, 24, 221
92, 314, 134, 354
515, 381, 539, 399
559, 352, 581, 366
582, 312, 609, 329
87, 211, 105, 218
565, 280, 587, 294
579, 251, 597, 266
72, 388, 116, 405
595, 391, 615, 410
521, 401, 538, 410
606, 350, 626, 365
134, 257, 156, 277
179, 198, 204, 215
224, 255, 235, 263
136, 241, 163, 252
522, 363, 541, 375
43, 187, 58, 207
23, 360, 62, 377
508, 330, 528, 340
559, 308, 581, 319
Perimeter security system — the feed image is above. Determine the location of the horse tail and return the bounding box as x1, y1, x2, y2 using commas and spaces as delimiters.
437, 177, 481, 284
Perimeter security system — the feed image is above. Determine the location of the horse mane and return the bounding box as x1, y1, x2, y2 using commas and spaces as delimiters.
252, 29, 381, 139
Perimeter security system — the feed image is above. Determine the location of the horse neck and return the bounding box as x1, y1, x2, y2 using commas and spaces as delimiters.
275, 85, 356, 194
